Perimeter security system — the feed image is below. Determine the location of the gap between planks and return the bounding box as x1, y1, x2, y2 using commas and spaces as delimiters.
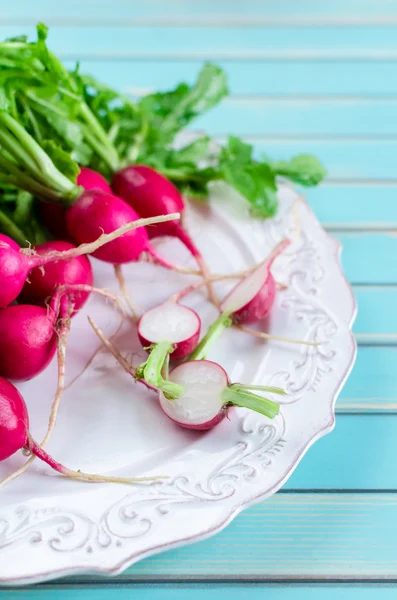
6, 17, 397, 26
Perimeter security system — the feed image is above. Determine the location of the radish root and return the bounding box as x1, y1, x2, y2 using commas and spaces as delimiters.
237, 325, 321, 347
113, 265, 140, 321
87, 316, 157, 392
20, 213, 182, 263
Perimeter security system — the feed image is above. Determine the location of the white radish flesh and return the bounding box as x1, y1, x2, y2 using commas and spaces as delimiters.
138, 301, 201, 360
158, 361, 229, 429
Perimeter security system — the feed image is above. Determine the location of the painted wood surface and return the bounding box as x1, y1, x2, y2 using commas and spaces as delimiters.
5, 585, 397, 599
2, 0, 397, 593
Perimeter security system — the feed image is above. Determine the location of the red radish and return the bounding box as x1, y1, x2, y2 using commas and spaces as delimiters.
135, 301, 201, 397
220, 239, 291, 324
158, 360, 281, 430
0, 211, 180, 308
138, 301, 201, 361
65, 190, 184, 267
0, 376, 162, 485
112, 165, 214, 298
77, 167, 112, 193
38, 168, 112, 239
39, 202, 69, 240
0, 294, 61, 381
188, 239, 317, 359
19, 240, 93, 313
0, 233, 19, 251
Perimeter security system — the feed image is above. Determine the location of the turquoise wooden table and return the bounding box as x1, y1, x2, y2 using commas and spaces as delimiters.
2, 0, 397, 596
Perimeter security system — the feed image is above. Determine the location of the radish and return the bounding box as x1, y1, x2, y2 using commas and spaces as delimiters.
0, 376, 162, 485
20, 240, 93, 313
158, 361, 282, 430
138, 301, 201, 361
77, 167, 112, 193
190, 240, 290, 360
39, 202, 70, 240
39, 168, 112, 239
188, 239, 317, 359
0, 233, 19, 251
0, 294, 61, 381
135, 301, 201, 396
220, 239, 291, 324
112, 165, 215, 300
65, 190, 181, 266
0, 211, 180, 308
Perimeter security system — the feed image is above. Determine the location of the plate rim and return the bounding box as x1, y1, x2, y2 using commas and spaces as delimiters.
0, 190, 358, 586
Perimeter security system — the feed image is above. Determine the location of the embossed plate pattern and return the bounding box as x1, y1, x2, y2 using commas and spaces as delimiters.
0, 184, 357, 585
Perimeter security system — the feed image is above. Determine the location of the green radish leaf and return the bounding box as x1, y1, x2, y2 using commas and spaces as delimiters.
218, 136, 278, 218
271, 154, 327, 186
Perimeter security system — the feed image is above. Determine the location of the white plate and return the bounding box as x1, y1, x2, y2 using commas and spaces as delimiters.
0, 184, 357, 585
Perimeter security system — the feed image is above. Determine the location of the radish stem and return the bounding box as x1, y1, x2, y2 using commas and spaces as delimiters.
135, 341, 184, 399
222, 387, 280, 419
188, 313, 232, 361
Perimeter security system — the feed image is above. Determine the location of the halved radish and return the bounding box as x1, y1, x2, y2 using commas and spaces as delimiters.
158, 360, 282, 430
138, 301, 201, 361
136, 301, 201, 396
220, 239, 290, 324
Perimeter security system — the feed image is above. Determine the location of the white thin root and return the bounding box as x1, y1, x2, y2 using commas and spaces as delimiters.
21, 213, 182, 262
64, 287, 127, 391
88, 317, 157, 393
237, 325, 321, 347
87, 316, 137, 378
113, 265, 140, 321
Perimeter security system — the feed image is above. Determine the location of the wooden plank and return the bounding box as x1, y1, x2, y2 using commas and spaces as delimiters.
5, 25, 397, 57
353, 288, 397, 336
196, 100, 397, 137
306, 185, 397, 228
328, 234, 397, 284
4, 0, 397, 24
109, 493, 397, 578
339, 348, 397, 412
62, 59, 397, 97
9, 584, 397, 598
285, 415, 397, 489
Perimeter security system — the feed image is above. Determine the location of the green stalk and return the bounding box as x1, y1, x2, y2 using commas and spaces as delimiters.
0, 128, 44, 179
230, 383, 287, 396
0, 209, 27, 246
188, 312, 232, 361
0, 112, 78, 198
0, 153, 72, 202
222, 387, 280, 420
79, 103, 119, 172
137, 341, 184, 400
